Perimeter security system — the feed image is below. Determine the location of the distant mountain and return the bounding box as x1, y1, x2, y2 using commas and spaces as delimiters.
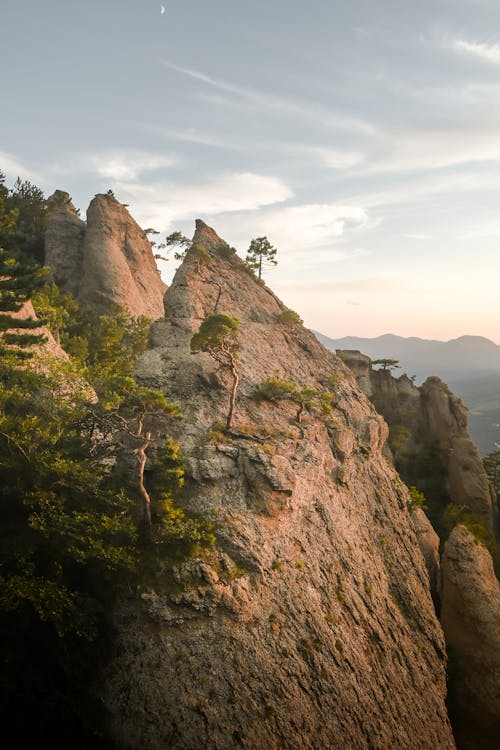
315, 332, 500, 383
315, 332, 500, 455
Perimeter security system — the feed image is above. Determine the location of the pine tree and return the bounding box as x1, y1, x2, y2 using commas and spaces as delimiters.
245, 236, 278, 280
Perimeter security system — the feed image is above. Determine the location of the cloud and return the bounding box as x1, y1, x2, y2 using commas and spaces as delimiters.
0, 151, 45, 184
403, 233, 433, 240
110, 172, 293, 229
451, 37, 500, 65
307, 147, 365, 170
213, 203, 372, 257
159, 59, 376, 135
50, 150, 178, 182
365, 124, 500, 174
92, 153, 177, 181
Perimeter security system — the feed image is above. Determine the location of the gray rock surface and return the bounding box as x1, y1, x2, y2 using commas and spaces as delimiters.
44, 190, 86, 296
103, 222, 455, 750
441, 525, 500, 750
79, 193, 166, 318
411, 507, 441, 602
420, 377, 494, 525
44, 191, 166, 319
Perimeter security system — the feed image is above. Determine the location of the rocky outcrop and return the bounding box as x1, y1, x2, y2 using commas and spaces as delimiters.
44, 190, 86, 296
336, 349, 373, 396
420, 378, 494, 525
103, 222, 455, 750
341, 355, 495, 530
44, 191, 166, 319
441, 526, 500, 750
411, 507, 441, 603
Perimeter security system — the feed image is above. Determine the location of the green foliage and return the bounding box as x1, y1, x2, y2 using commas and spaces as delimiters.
191, 312, 240, 356
254, 377, 336, 417
32, 285, 151, 393
277, 308, 302, 325
245, 236, 277, 280
0, 174, 47, 263
0, 243, 47, 360
188, 242, 211, 262
372, 358, 400, 371
442, 503, 495, 550
216, 242, 237, 258
254, 378, 298, 402
155, 496, 216, 557
326, 372, 344, 391
191, 313, 240, 430
0, 365, 137, 638
407, 485, 428, 511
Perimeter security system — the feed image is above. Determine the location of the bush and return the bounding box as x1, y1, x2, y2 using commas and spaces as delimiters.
216, 243, 236, 258
407, 486, 427, 511
254, 378, 298, 402
277, 309, 302, 325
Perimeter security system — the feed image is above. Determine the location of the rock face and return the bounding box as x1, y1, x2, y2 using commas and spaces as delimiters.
411, 507, 441, 603
441, 526, 500, 750
103, 222, 455, 750
420, 377, 494, 525
340, 354, 495, 530
44, 190, 86, 296
44, 191, 166, 319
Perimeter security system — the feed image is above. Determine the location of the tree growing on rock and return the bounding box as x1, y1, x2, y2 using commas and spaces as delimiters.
190, 313, 240, 430
245, 236, 277, 280
372, 358, 400, 371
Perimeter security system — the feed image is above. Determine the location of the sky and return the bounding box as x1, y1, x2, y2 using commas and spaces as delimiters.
2, 0, 500, 343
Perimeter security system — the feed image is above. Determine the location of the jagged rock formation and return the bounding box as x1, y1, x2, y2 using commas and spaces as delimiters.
45, 190, 86, 296
420, 377, 494, 525
338, 352, 495, 530
411, 507, 441, 603
441, 526, 500, 750
103, 222, 455, 750
44, 191, 166, 319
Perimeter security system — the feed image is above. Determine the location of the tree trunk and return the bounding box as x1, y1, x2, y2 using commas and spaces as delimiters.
226, 357, 239, 430
137, 429, 153, 540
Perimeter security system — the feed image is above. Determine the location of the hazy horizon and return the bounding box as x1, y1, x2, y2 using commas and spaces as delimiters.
3, 0, 500, 343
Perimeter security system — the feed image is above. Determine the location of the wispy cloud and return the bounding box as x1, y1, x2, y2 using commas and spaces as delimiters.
0, 151, 45, 184
306, 147, 365, 170
51, 150, 178, 182
451, 37, 500, 65
159, 59, 376, 135
212, 203, 374, 265
109, 172, 293, 230
91, 152, 177, 181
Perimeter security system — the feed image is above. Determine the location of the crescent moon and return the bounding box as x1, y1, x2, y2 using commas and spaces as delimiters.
161, 5, 165, 13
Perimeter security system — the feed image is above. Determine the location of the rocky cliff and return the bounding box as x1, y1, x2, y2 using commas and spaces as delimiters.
44, 191, 166, 319
337, 352, 495, 530
441, 526, 500, 750
337, 350, 500, 750
102, 222, 455, 750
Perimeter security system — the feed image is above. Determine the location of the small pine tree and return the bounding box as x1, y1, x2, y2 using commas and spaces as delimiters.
191, 313, 240, 429
245, 236, 277, 280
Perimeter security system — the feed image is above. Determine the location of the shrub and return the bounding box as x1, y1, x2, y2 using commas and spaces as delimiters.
407, 485, 427, 511
277, 309, 302, 325
216, 243, 236, 258
254, 378, 297, 402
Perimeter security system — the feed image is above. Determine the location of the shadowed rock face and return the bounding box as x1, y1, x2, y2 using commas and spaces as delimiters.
420, 377, 494, 526
44, 191, 86, 296
103, 222, 455, 750
341, 356, 495, 530
441, 526, 500, 750
44, 191, 166, 319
